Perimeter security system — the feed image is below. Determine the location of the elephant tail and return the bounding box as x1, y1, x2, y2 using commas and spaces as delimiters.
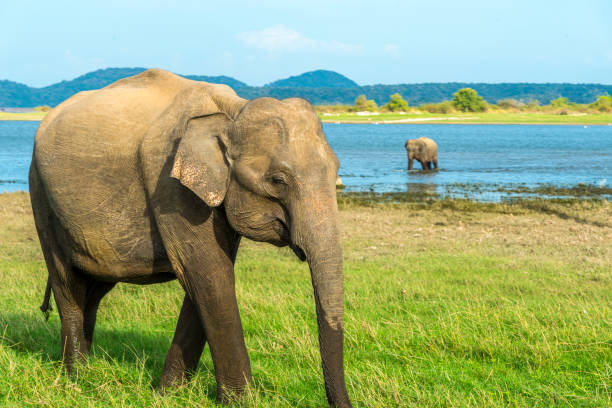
40, 276, 53, 321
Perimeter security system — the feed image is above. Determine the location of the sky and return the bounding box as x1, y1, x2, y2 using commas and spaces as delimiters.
1, 0, 611, 87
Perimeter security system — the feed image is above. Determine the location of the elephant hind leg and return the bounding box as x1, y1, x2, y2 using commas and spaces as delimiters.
38, 238, 88, 372
31, 203, 86, 370
43, 244, 114, 369
82, 280, 115, 354
159, 294, 207, 388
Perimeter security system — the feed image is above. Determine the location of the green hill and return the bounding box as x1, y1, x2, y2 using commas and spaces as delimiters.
0, 68, 247, 107
266, 70, 358, 88
1, 68, 611, 107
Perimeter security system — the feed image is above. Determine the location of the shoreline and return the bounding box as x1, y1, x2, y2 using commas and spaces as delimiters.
2, 111, 612, 126
321, 119, 612, 125
3, 117, 610, 126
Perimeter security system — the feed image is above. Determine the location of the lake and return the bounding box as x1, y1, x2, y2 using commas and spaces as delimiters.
1, 121, 611, 200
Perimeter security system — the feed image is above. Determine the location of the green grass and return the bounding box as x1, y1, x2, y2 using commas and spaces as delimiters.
0, 112, 47, 121
4, 110, 612, 125
1, 192, 611, 407
319, 111, 612, 125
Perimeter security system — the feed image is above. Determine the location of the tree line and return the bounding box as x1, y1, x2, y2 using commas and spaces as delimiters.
334, 88, 612, 114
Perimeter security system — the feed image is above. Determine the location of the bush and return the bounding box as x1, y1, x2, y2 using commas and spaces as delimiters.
34, 105, 51, 112
452, 88, 487, 112
350, 95, 378, 112
549, 97, 570, 108
419, 101, 455, 113
497, 99, 522, 110
523, 100, 541, 111
589, 95, 612, 112
385, 93, 409, 112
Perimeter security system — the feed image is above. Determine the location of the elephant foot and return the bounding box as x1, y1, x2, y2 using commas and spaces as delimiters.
215, 378, 252, 405
158, 363, 192, 390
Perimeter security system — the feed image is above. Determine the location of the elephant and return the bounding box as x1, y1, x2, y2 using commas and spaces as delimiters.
29, 69, 352, 407
405, 136, 438, 170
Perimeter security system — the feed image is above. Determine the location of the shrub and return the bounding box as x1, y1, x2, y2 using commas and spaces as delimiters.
497, 99, 522, 110
419, 101, 455, 113
452, 88, 487, 112
385, 93, 409, 112
589, 95, 612, 112
549, 97, 569, 108
350, 95, 378, 112
523, 100, 541, 111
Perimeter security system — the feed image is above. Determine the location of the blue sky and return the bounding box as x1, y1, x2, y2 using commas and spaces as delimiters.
1, 0, 611, 87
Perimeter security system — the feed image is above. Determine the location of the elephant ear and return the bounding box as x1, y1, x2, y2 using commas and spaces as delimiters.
171, 113, 232, 207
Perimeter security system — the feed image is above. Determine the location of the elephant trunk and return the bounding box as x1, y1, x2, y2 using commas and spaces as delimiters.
290, 193, 352, 408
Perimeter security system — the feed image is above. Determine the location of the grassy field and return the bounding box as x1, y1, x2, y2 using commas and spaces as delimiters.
3, 110, 612, 125
318, 111, 612, 125
0, 112, 47, 121
0, 192, 611, 407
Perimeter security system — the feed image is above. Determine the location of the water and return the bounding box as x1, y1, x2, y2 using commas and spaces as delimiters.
325, 123, 612, 200
0, 121, 36, 192
1, 121, 611, 200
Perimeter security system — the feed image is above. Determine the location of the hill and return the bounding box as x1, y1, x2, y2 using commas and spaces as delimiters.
266, 70, 358, 88
0, 68, 247, 107
2, 68, 611, 107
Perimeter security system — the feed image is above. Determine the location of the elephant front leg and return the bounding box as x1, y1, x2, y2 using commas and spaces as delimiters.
186, 268, 252, 403
408, 158, 414, 170
159, 294, 207, 388
162, 215, 250, 402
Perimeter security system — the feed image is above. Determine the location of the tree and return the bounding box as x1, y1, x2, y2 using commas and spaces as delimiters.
452, 88, 487, 112
351, 94, 378, 112
385, 93, 408, 112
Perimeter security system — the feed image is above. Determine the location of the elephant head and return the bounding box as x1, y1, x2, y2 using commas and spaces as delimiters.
405, 138, 423, 161
171, 97, 351, 407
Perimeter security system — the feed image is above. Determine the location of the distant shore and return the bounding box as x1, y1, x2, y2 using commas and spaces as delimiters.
3, 110, 612, 126
0, 112, 47, 121
318, 112, 612, 125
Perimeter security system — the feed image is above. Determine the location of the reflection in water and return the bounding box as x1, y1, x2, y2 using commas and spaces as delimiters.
405, 182, 441, 200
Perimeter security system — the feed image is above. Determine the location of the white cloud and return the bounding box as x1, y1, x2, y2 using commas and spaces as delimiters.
383, 44, 400, 56
237, 25, 362, 54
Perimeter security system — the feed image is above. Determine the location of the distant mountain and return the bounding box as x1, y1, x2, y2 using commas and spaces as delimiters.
266, 70, 358, 88
1, 67, 611, 107
0, 68, 248, 107
183, 74, 247, 89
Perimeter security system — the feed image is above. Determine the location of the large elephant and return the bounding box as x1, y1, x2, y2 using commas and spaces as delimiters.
405, 136, 438, 170
29, 69, 352, 407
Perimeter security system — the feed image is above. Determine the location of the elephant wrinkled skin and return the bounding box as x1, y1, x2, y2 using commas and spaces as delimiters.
405, 136, 438, 170
29, 69, 352, 407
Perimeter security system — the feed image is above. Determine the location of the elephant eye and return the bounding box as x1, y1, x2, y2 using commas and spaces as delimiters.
271, 175, 287, 185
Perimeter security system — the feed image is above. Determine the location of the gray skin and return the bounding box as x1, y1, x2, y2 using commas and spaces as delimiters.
405, 136, 438, 170
29, 69, 352, 407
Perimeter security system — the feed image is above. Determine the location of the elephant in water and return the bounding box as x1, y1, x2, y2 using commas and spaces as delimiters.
29, 69, 352, 407
405, 136, 438, 170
